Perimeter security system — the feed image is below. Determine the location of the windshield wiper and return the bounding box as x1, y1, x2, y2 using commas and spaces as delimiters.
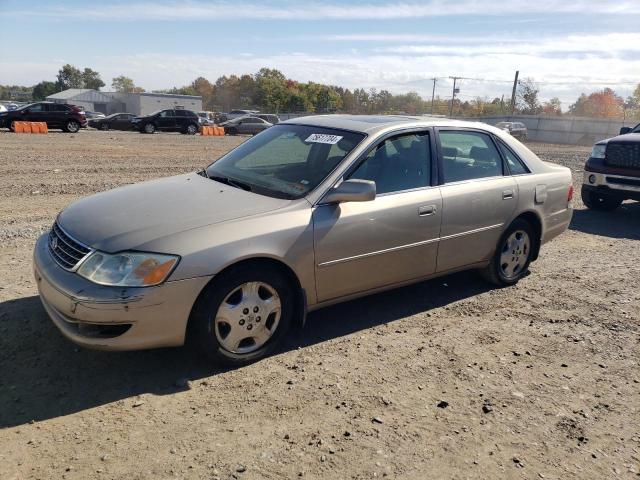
208, 174, 253, 192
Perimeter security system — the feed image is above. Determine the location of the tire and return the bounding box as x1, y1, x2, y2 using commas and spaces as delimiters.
100, 123, 109, 131
64, 120, 80, 133
143, 123, 156, 134
480, 218, 536, 286
228, 127, 238, 135
9, 120, 17, 132
185, 123, 198, 135
190, 264, 295, 366
581, 185, 622, 211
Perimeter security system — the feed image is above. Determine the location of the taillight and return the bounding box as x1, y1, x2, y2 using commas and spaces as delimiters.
567, 185, 574, 203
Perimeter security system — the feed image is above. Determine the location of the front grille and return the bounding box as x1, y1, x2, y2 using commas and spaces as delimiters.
605, 143, 640, 169
48, 221, 92, 270
606, 176, 640, 188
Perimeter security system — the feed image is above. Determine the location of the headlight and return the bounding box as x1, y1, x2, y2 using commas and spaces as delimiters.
590, 144, 606, 159
77, 251, 179, 287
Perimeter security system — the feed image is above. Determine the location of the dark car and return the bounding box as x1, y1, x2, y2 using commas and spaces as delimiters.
131, 109, 200, 134
0, 101, 87, 133
581, 123, 640, 210
222, 115, 272, 135
89, 113, 136, 131
495, 121, 527, 140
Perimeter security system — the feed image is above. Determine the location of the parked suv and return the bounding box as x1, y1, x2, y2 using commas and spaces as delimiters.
0, 102, 87, 133
581, 123, 640, 210
496, 122, 527, 140
131, 109, 200, 134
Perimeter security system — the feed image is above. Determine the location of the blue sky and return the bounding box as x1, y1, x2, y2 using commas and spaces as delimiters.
1, 0, 639, 106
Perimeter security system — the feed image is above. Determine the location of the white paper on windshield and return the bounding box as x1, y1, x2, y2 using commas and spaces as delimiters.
305, 133, 343, 145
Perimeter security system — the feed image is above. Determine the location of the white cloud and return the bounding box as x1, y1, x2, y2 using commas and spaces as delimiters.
5, 0, 640, 21
3, 46, 633, 106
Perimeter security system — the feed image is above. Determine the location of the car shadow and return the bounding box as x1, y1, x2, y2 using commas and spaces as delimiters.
0, 271, 493, 428
570, 202, 640, 240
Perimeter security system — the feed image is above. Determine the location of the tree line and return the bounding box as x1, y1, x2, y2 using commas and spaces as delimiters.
2, 64, 639, 121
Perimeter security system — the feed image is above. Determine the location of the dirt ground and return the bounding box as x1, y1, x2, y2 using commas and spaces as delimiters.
0, 130, 638, 480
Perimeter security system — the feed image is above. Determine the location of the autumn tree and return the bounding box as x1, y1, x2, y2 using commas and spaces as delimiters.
569, 88, 623, 118
542, 97, 562, 116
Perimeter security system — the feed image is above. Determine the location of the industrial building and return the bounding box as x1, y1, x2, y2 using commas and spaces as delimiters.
46, 89, 202, 115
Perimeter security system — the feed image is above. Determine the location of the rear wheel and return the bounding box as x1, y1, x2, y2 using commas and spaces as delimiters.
9, 120, 18, 132
64, 120, 80, 133
481, 219, 535, 286
581, 185, 622, 211
143, 123, 156, 134
190, 264, 294, 366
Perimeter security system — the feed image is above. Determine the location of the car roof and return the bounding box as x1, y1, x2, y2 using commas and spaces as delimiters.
282, 114, 504, 135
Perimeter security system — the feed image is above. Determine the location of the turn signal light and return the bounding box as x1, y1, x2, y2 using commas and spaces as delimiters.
567, 185, 574, 203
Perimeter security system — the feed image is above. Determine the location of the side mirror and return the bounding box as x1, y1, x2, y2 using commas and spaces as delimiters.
619, 127, 632, 135
321, 179, 376, 204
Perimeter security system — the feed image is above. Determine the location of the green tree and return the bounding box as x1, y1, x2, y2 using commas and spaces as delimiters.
82, 68, 105, 90
32, 81, 58, 100
517, 78, 541, 114
56, 64, 83, 90
112, 75, 144, 93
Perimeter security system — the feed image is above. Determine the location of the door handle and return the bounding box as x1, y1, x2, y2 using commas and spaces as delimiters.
502, 190, 514, 200
418, 205, 436, 216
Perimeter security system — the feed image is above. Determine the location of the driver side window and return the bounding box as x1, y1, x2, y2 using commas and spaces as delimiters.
348, 132, 431, 195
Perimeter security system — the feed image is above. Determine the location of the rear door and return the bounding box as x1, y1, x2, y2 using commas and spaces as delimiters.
313, 130, 442, 301
435, 129, 517, 272
47, 103, 72, 128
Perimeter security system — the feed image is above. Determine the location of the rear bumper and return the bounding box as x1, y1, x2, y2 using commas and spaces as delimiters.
33, 234, 212, 351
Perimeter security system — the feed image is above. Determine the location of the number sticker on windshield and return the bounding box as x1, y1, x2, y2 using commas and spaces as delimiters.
305, 133, 343, 145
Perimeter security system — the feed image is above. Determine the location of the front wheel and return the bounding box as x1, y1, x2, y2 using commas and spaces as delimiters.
190, 265, 294, 366
100, 123, 109, 131
143, 123, 156, 134
581, 185, 622, 211
480, 219, 535, 286
185, 123, 198, 135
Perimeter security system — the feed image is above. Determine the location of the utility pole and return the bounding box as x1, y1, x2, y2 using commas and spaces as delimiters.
510, 70, 519, 116
430, 77, 437, 114
449, 76, 462, 117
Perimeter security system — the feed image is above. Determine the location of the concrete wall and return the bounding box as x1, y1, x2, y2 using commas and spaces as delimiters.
465, 115, 635, 145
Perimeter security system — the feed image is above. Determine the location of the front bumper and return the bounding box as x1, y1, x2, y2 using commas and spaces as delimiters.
33, 234, 212, 351
583, 170, 640, 201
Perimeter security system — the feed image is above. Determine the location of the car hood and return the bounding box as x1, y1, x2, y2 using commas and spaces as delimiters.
58, 173, 291, 252
596, 132, 640, 145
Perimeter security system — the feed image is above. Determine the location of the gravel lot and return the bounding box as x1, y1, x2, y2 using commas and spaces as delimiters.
1, 130, 639, 480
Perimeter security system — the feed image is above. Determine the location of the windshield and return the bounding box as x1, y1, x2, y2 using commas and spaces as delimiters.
206, 124, 365, 199
633, 123, 640, 133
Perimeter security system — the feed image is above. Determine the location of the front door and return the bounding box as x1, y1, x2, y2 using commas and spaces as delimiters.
435, 129, 518, 272
156, 110, 176, 130
313, 131, 442, 302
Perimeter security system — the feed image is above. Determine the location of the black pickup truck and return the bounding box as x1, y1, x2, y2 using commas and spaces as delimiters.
581, 123, 640, 210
